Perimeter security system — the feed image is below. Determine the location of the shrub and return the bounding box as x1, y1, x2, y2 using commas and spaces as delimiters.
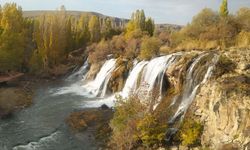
125, 38, 140, 59
139, 36, 161, 60
88, 39, 111, 64
110, 96, 145, 149
110, 35, 127, 56
137, 114, 167, 147
236, 7, 250, 31
176, 118, 203, 147
236, 31, 250, 48
110, 94, 168, 149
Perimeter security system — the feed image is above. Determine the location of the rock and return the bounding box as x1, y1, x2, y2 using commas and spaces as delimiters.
100, 104, 109, 110
0, 87, 33, 118
169, 146, 178, 150
85, 62, 103, 80
192, 74, 250, 148
166, 51, 199, 92
66, 108, 113, 148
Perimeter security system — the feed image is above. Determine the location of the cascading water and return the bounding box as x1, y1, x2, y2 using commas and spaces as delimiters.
67, 60, 89, 81
120, 61, 148, 98
168, 52, 219, 124
137, 54, 182, 109
84, 59, 116, 97
139, 55, 180, 96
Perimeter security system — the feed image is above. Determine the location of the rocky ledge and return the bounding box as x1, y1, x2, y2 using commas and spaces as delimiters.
190, 48, 250, 149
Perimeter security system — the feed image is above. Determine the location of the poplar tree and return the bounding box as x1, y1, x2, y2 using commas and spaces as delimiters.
126, 10, 155, 38
89, 16, 101, 42
145, 18, 155, 36
75, 15, 90, 48
0, 3, 25, 72
102, 17, 113, 39
220, 0, 229, 17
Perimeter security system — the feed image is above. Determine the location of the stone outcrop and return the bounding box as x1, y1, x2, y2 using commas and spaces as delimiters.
191, 49, 250, 149
85, 62, 103, 80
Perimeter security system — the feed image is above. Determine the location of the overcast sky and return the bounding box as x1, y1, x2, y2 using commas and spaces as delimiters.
1, 0, 250, 25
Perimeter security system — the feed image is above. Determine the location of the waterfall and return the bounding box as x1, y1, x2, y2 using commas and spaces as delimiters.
67, 60, 89, 81
139, 55, 179, 95
136, 54, 181, 109
120, 61, 148, 98
84, 59, 117, 97
169, 53, 219, 124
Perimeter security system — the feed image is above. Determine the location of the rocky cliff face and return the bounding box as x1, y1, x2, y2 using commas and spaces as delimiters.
191, 49, 250, 149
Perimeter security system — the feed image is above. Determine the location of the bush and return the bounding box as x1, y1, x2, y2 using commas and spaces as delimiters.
110, 35, 127, 56
139, 36, 161, 60
236, 7, 250, 31
125, 38, 140, 59
176, 118, 203, 147
236, 31, 250, 48
88, 39, 111, 64
110, 94, 168, 149
137, 114, 167, 147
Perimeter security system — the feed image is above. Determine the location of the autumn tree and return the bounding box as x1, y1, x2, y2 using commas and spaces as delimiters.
102, 17, 113, 39
0, 3, 26, 72
236, 7, 250, 31
139, 36, 161, 60
220, 0, 229, 17
89, 15, 101, 42
125, 10, 155, 39
32, 7, 73, 70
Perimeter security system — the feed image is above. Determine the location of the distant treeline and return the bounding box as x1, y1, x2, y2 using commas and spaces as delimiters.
0, 4, 124, 73
0, 1, 250, 75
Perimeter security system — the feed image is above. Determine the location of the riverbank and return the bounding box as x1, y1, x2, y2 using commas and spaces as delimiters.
0, 74, 57, 119
66, 105, 113, 148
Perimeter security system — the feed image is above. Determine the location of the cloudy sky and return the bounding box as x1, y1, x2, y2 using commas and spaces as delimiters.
1, 0, 250, 25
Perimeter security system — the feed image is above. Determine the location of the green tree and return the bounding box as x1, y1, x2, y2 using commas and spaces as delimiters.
88, 16, 101, 42
220, 0, 229, 17
145, 18, 155, 36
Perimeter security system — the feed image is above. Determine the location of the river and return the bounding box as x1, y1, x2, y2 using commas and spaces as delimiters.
0, 79, 109, 150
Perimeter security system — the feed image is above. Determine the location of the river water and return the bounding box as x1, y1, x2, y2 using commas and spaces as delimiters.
0, 80, 109, 150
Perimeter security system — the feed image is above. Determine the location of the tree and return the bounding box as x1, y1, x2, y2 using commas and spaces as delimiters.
0, 3, 25, 72
75, 15, 90, 48
236, 7, 250, 31
145, 18, 155, 36
220, 0, 229, 17
125, 10, 155, 39
102, 17, 113, 39
139, 36, 161, 60
89, 16, 101, 42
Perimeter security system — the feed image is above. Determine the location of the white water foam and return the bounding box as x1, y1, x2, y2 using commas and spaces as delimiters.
83, 59, 116, 97
13, 131, 61, 150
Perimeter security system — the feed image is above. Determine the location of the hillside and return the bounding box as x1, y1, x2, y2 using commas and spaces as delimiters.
23, 11, 182, 30
23, 10, 129, 28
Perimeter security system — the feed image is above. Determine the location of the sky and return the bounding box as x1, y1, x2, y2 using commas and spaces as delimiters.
1, 0, 250, 25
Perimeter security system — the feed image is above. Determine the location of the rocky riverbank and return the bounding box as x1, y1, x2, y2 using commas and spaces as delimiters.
0, 82, 33, 118
66, 105, 113, 148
